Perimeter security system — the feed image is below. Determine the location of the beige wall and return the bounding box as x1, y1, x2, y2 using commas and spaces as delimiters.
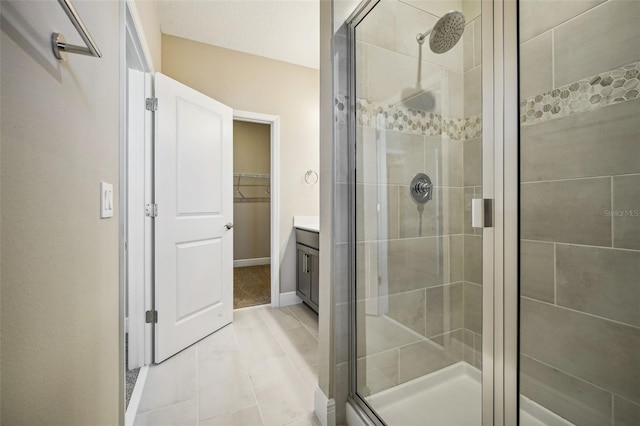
162, 35, 320, 293
1, 1, 121, 424
132, 0, 162, 71
233, 121, 271, 261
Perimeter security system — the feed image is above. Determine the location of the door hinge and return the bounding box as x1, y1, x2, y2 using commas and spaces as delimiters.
145, 97, 158, 111
145, 203, 158, 218
145, 310, 158, 324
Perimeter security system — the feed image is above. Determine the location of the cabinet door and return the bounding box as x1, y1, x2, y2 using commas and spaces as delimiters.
309, 251, 320, 308
297, 246, 310, 300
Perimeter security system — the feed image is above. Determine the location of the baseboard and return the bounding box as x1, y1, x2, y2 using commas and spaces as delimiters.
314, 386, 336, 426
279, 291, 302, 307
125, 365, 149, 426
234, 257, 270, 268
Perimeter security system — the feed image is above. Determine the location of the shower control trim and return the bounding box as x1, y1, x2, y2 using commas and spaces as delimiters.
472, 198, 493, 228
410, 173, 433, 204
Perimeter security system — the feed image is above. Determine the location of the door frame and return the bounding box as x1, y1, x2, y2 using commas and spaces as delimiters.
120, 0, 155, 398
233, 110, 281, 308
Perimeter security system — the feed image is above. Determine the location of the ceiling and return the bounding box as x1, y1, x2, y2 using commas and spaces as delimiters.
157, 0, 320, 69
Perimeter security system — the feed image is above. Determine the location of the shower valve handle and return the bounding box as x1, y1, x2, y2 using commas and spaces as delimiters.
410, 173, 433, 204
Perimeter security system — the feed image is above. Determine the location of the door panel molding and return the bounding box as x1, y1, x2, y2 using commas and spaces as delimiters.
154, 72, 233, 363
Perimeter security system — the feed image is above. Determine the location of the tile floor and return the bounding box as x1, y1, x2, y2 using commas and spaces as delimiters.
134, 303, 321, 426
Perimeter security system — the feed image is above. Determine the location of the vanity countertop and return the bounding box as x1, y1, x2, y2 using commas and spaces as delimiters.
293, 215, 319, 233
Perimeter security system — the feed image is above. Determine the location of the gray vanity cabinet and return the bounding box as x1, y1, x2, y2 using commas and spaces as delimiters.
295, 229, 319, 313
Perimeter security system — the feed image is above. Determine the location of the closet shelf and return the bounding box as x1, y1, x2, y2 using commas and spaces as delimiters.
234, 172, 270, 203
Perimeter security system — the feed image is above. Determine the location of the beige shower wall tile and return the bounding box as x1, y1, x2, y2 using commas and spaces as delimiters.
447, 71, 464, 118
395, 2, 438, 58
356, 127, 426, 185
449, 235, 464, 283
462, 0, 481, 21
520, 240, 555, 303
425, 283, 464, 337
367, 45, 446, 111
388, 289, 427, 336
520, 355, 612, 426
519, 0, 606, 42
464, 66, 482, 116
397, 0, 466, 73
400, 0, 464, 19
357, 349, 399, 396
463, 282, 482, 334
556, 244, 640, 327
520, 31, 553, 99
521, 178, 612, 246
356, 184, 399, 242
463, 329, 475, 365
398, 186, 463, 238
613, 175, 640, 250
614, 397, 640, 426
398, 329, 464, 383
463, 137, 481, 186
355, 42, 369, 100
384, 236, 460, 294
463, 21, 475, 72
554, 0, 640, 87
464, 234, 482, 284
425, 136, 463, 187
521, 298, 640, 404
356, 0, 397, 51
358, 313, 422, 356
472, 331, 482, 369
473, 16, 481, 67
521, 99, 640, 182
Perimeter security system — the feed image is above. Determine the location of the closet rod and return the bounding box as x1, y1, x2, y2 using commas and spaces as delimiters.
52, 0, 102, 60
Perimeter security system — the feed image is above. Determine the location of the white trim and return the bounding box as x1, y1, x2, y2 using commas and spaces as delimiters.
122, 0, 154, 377
125, 365, 150, 426
279, 291, 303, 307
233, 110, 281, 308
314, 386, 336, 426
124, 0, 155, 74
233, 257, 270, 268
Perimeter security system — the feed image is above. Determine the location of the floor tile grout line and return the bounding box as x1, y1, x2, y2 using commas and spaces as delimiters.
258, 306, 319, 389
231, 324, 267, 426
253, 306, 318, 424
287, 305, 320, 340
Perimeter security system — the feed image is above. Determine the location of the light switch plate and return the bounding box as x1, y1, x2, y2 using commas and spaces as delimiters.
100, 181, 114, 219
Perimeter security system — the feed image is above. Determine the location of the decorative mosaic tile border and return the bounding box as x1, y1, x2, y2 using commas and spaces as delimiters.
354, 98, 483, 141
520, 61, 640, 126
337, 61, 640, 137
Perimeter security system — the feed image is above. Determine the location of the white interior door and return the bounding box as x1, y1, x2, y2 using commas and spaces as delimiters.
154, 73, 233, 363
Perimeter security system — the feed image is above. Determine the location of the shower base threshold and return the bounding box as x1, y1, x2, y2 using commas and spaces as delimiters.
366, 362, 573, 426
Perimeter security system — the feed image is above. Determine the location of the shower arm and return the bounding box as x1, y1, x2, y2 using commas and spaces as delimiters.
416, 29, 432, 45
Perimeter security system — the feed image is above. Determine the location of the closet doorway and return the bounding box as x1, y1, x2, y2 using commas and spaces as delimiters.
232, 111, 281, 309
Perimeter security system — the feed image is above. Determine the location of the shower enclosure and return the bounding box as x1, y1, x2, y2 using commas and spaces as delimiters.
343, 0, 640, 425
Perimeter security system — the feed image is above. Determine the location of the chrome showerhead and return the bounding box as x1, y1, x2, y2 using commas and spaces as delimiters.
416, 11, 466, 54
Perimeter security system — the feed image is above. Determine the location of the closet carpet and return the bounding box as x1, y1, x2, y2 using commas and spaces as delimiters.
234, 265, 271, 308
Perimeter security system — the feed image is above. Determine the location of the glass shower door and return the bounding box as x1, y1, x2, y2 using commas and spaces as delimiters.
350, 0, 485, 424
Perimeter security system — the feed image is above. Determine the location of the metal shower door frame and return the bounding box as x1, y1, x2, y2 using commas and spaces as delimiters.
344, 0, 520, 424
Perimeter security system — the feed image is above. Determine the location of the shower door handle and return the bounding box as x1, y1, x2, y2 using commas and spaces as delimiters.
472, 199, 493, 228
